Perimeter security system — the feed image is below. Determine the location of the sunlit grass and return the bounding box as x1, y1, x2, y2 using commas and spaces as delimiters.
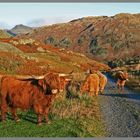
0, 93, 106, 137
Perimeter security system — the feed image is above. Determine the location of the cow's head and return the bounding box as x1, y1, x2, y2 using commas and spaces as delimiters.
118, 71, 129, 81
31, 73, 59, 95
34, 72, 72, 95
123, 71, 129, 81
43, 73, 60, 95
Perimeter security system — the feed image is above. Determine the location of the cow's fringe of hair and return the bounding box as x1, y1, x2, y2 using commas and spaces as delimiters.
44, 73, 60, 88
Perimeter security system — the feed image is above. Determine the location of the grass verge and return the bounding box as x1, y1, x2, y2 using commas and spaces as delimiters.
0, 94, 106, 137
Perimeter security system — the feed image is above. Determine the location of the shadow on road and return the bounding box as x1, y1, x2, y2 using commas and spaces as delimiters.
100, 93, 140, 101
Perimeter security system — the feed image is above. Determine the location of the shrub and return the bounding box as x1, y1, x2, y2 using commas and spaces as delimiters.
44, 36, 55, 44
89, 36, 98, 50
59, 38, 71, 48
77, 36, 84, 45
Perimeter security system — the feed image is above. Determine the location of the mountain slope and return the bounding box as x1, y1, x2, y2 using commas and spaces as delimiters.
23, 13, 140, 62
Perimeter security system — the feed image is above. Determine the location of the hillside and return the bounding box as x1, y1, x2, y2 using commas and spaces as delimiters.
0, 29, 11, 38
22, 13, 140, 62
0, 37, 109, 75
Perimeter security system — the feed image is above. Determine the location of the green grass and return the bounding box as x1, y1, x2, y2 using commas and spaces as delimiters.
0, 42, 23, 54
0, 118, 103, 137
27, 52, 82, 73
0, 94, 106, 137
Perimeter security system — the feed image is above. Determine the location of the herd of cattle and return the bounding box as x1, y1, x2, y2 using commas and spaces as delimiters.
0, 70, 129, 125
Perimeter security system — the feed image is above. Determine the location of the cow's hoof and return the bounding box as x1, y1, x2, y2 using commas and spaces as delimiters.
16, 119, 20, 123
37, 122, 42, 126
46, 121, 51, 125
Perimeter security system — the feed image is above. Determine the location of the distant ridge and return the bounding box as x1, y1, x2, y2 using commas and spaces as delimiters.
9, 24, 33, 35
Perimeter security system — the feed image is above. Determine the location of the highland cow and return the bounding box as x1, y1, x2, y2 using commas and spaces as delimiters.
80, 73, 100, 96
0, 72, 70, 125
116, 71, 129, 91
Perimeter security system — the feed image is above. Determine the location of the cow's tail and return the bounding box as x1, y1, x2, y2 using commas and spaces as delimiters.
0, 75, 3, 112
0, 76, 8, 111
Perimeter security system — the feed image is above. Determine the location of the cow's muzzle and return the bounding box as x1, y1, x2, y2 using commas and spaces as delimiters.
51, 89, 58, 94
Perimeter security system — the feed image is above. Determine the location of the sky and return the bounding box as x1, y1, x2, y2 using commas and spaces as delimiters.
0, 3, 140, 29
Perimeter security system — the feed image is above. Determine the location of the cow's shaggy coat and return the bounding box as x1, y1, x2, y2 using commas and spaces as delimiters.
0, 73, 61, 125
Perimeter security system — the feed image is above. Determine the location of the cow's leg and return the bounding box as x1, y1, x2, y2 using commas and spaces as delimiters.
116, 82, 121, 93
44, 107, 51, 124
33, 105, 43, 125
117, 84, 120, 89
10, 107, 20, 122
116, 80, 120, 90
37, 114, 43, 126
100, 84, 106, 94
1, 97, 8, 122
121, 85, 125, 93
121, 81, 125, 93
100, 88, 103, 94
95, 89, 99, 96
89, 91, 93, 97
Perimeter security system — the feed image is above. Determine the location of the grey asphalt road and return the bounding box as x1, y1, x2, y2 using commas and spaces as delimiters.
98, 75, 140, 137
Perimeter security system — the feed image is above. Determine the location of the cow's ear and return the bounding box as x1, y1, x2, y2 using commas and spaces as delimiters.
38, 79, 44, 87
38, 79, 47, 91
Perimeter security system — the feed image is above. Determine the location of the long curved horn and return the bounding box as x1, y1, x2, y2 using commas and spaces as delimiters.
31, 75, 45, 79
69, 70, 74, 74
65, 78, 72, 82
58, 73, 70, 77
14, 75, 36, 80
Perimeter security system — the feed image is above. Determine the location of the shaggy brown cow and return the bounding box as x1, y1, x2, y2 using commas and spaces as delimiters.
80, 73, 100, 96
0, 72, 68, 125
116, 71, 129, 90
65, 80, 81, 98
95, 71, 107, 94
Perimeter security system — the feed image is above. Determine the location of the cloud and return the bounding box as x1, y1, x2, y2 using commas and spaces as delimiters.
26, 18, 47, 27
0, 21, 10, 29
26, 17, 73, 27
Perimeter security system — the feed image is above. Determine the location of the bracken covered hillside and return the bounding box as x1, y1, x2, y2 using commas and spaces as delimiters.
22, 13, 140, 62
0, 29, 11, 38
0, 37, 109, 75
